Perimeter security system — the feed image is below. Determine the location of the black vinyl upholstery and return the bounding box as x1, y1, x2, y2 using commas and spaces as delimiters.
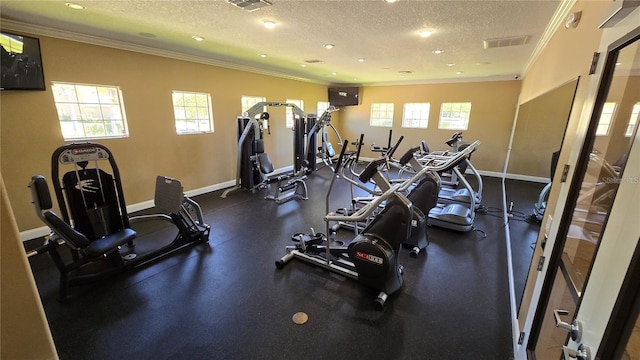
30, 175, 136, 256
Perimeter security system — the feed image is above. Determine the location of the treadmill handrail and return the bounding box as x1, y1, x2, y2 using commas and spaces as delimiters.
397, 140, 479, 193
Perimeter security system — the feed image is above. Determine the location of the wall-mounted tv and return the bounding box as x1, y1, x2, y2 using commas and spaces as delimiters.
1, 31, 46, 91
328, 87, 360, 106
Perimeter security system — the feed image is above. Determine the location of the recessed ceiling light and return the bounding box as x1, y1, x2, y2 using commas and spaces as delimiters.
433, 49, 444, 54
65, 2, 84, 10
419, 30, 432, 38
456, 71, 464, 75
354, 77, 358, 80
384, 0, 398, 3
192, 36, 204, 41
358, 58, 366, 62
263, 20, 276, 29
259, 54, 267, 58
301, 64, 307, 67
332, 72, 337, 76
324, 44, 335, 49
615, 62, 622, 66
446, 63, 455, 67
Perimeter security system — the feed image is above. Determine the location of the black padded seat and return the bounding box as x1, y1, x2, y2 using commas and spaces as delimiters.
84, 228, 137, 258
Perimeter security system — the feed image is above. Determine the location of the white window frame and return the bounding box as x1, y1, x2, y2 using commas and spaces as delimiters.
317, 101, 330, 117
171, 90, 214, 135
438, 102, 471, 130
286, 99, 304, 128
624, 103, 639, 137
596, 102, 616, 136
241, 95, 266, 115
51, 81, 129, 140
370, 103, 394, 127
402, 102, 430, 128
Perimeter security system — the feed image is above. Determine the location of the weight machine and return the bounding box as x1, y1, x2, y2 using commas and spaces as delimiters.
27, 142, 210, 300
221, 102, 317, 203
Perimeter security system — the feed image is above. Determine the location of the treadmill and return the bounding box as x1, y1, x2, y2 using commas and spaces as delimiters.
401, 142, 481, 232
435, 144, 483, 209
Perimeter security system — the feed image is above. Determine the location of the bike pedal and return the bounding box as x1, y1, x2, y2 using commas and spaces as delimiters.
291, 232, 325, 245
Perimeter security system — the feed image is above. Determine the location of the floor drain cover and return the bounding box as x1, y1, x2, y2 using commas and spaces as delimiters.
292, 312, 308, 325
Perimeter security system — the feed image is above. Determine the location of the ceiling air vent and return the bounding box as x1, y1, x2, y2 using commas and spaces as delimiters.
305, 59, 323, 64
483, 35, 530, 49
227, 0, 272, 12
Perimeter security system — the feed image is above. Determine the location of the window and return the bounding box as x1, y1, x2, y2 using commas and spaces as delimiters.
286, 99, 304, 128
172, 91, 214, 134
241, 95, 266, 115
317, 101, 330, 116
439, 102, 471, 130
402, 103, 430, 128
596, 102, 616, 136
52, 82, 129, 140
625, 103, 639, 137
370, 103, 394, 127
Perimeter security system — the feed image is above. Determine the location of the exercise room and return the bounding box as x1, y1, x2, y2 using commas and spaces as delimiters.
2, 1, 639, 359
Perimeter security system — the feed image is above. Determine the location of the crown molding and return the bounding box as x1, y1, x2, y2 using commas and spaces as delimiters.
0, 19, 331, 86
521, 0, 577, 79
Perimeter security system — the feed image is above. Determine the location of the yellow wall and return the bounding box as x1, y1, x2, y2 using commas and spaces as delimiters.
0, 35, 328, 231
1, 176, 59, 359
515, 0, 613, 327
337, 81, 522, 173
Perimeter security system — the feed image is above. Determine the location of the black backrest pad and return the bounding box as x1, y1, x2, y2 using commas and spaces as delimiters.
31, 175, 53, 210
257, 153, 275, 174
62, 169, 123, 240
254, 139, 265, 154
361, 196, 411, 250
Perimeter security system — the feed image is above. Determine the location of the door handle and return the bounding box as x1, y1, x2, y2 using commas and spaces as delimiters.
553, 309, 582, 341
562, 344, 591, 360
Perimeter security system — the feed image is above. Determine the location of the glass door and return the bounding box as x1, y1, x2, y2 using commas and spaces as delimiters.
530, 26, 640, 359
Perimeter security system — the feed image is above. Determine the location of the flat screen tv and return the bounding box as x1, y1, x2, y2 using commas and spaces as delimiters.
328, 87, 359, 106
1, 32, 46, 91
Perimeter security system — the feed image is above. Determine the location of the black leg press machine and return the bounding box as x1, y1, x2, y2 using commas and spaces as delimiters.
27, 142, 210, 300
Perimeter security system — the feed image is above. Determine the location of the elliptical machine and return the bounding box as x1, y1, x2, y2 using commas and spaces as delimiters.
276, 141, 413, 309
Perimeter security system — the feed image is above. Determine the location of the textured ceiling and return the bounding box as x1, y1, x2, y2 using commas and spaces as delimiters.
0, 0, 567, 85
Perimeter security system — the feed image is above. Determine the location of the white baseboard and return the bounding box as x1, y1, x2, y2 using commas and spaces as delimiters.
503, 173, 549, 183
20, 178, 238, 242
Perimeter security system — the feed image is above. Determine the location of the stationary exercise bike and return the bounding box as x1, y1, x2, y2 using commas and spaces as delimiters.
276, 141, 413, 309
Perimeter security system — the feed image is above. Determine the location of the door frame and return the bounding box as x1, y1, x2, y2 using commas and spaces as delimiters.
526, 24, 640, 355
597, 240, 640, 359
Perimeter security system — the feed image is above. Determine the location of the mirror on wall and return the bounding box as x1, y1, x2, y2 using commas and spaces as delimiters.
504, 78, 580, 310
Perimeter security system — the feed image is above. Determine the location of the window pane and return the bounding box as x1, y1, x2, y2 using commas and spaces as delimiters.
626, 103, 640, 137
97, 87, 119, 104
102, 105, 123, 120
52, 82, 129, 140
402, 102, 430, 128
286, 99, 303, 128
172, 90, 214, 134
439, 102, 471, 130
76, 85, 99, 103
596, 102, 616, 136
317, 101, 330, 115
370, 103, 394, 127
52, 83, 78, 102
241, 95, 266, 114
173, 93, 184, 107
